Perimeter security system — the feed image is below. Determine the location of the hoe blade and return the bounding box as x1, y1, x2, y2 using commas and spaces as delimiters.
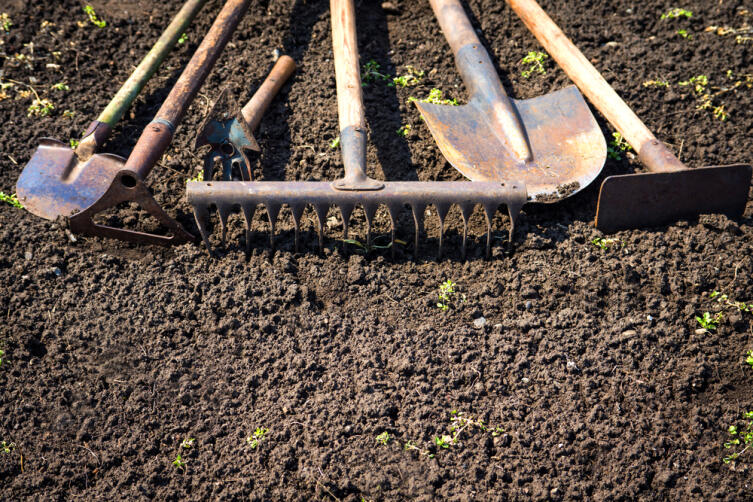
16, 138, 125, 220
595, 164, 752, 233
416, 85, 606, 202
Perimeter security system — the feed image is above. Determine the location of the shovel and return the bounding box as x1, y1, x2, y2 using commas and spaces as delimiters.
416, 0, 606, 202
17, 0, 253, 246
505, 0, 752, 231
195, 55, 296, 182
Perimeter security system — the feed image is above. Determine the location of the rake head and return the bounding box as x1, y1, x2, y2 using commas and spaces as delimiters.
187, 180, 527, 258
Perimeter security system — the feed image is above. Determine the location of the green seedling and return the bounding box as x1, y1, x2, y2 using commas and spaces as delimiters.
187, 170, 203, 183
642, 80, 670, 88
437, 279, 465, 311
69, 139, 79, 149
1, 441, 15, 454
746, 350, 753, 369
661, 8, 693, 20
247, 427, 268, 449
83, 5, 106, 28
361, 60, 390, 86
404, 440, 434, 458
723, 411, 753, 465
0, 192, 23, 209
62, 109, 75, 119
679, 75, 708, 94
710, 291, 753, 314
0, 348, 4, 366
28, 98, 54, 117
434, 435, 452, 449
51, 82, 69, 92
180, 438, 195, 449
676, 29, 692, 39
375, 431, 390, 445
408, 88, 459, 106
695, 311, 723, 331
178, 33, 188, 44
591, 237, 622, 250
396, 124, 411, 137
329, 136, 340, 149
391, 66, 424, 87
607, 132, 632, 160
1, 13, 11, 32
172, 454, 186, 470
521, 51, 548, 78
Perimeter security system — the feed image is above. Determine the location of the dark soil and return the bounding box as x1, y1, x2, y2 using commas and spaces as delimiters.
2, 0, 753, 500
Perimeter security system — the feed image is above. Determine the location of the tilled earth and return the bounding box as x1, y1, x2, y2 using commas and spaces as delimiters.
1, 0, 753, 500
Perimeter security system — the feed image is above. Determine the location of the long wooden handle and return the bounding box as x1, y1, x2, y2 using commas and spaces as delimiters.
506, 0, 685, 172
241, 55, 297, 131
331, 0, 364, 132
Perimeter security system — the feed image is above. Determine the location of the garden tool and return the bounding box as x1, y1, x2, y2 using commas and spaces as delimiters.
195, 54, 296, 181
17, 0, 252, 246
187, 0, 527, 259
417, 0, 606, 202
505, 0, 751, 231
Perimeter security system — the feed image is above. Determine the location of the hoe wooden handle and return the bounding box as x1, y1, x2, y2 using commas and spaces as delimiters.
241, 55, 297, 131
506, 0, 685, 172
331, 0, 365, 132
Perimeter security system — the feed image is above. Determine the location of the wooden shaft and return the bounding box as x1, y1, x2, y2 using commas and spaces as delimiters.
241, 55, 297, 131
506, 0, 686, 172
330, 0, 365, 132
428, 0, 482, 53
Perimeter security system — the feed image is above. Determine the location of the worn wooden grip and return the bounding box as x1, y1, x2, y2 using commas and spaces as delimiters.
506, 0, 664, 165
330, 0, 365, 131
429, 0, 482, 53
241, 55, 296, 131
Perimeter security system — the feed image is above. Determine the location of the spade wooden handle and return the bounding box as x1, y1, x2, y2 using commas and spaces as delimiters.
241, 55, 297, 131
506, 0, 686, 172
331, 0, 365, 132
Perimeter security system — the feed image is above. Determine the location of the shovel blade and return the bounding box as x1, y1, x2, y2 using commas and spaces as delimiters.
16, 138, 125, 220
416, 85, 605, 202
595, 164, 752, 233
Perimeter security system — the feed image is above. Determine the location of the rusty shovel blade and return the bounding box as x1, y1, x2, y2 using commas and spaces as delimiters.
595, 164, 752, 233
416, 85, 606, 202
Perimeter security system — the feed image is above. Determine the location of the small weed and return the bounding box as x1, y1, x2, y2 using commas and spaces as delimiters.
178, 33, 188, 44
83, 5, 106, 28
180, 438, 195, 449
69, 139, 79, 149
0, 348, 4, 366
361, 60, 390, 86
1, 13, 12, 32
437, 279, 465, 311
1, 441, 15, 454
746, 350, 753, 369
247, 427, 268, 449
404, 440, 434, 458
676, 29, 692, 39
710, 291, 753, 314
187, 170, 203, 183
0, 192, 23, 209
695, 311, 724, 331
51, 82, 69, 92
723, 411, 753, 465
28, 98, 54, 117
396, 124, 411, 137
329, 136, 340, 149
391, 66, 424, 87
62, 109, 75, 119
408, 88, 459, 106
661, 8, 693, 20
172, 454, 185, 470
607, 132, 632, 160
434, 435, 452, 449
591, 237, 622, 250
521, 51, 548, 78
375, 431, 390, 445
679, 75, 708, 94
643, 80, 670, 88
433, 410, 503, 449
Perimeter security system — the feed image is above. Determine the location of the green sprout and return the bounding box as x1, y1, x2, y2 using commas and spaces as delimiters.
408, 88, 459, 106
1, 13, 12, 32
69, 139, 79, 149
329, 136, 340, 149
375, 431, 390, 445
521, 51, 548, 78
51, 82, 69, 92
0, 192, 23, 209
172, 454, 185, 470
247, 427, 268, 449
396, 124, 411, 137
178, 33, 188, 44
591, 237, 622, 250
404, 440, 434, 458
0, 348, 4, 366
83, 5, 106, 28
434, 435, 452, 449
607, 132, 632, 160
679, 75, 708, 94
361, 60, 390, 86
676, 29, 692, 39
723, 411, 753, 465
437, 279, 464, 311
695, 311, 724, 331
390, 66, 424, 87
661, 8, 693, 20
28, 98, 54, 117
709, 291, 753, 313
187, 170, 203, 183
62, 109, 75, 119
1, 441, 15, 454
746, 350, 753, 369
180, 438, 195, 449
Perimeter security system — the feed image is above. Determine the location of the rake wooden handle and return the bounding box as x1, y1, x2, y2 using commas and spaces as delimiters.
241, 55, 296, 131
506, 0, 686, 172
331, 0, 365, 132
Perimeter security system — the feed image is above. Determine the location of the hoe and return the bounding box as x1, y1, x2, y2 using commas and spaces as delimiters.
505, 0, 751, 232
187, 0, 605, 258
16, 0, 252, 245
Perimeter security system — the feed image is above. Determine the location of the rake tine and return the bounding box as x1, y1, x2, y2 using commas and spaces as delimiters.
217, 204, 232, 244
339, 203, 354, 242
193, 204, 213, 254
387, 203, 400, 259
291, 203, 305, 253
314, 203, 327, 252
459, 203, 474, 259
411, 202, 426, 260
435, 203, 450, 259
364, 203, 377, 247
482, 203, 496, 259
265, 202, 280, 248
242, 204, 256, 254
